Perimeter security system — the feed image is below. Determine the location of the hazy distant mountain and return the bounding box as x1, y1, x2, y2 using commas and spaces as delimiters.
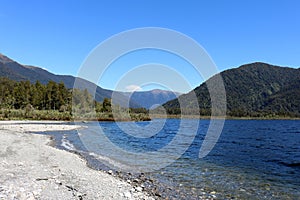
163, 62, 300, 117
0, 53, 179, 108
123, 89, 181, 109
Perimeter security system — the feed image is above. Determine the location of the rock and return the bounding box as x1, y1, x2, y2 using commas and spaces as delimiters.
55, 180, 62, 185
123, 191, 132, 199
108, 170, 113, 175
32, 190, 40, 196
133, 178, 140, 183
148, 178, 154, 183
210, 191, 216, 194
130, 188, 135, 193
155, 192, 161, 197
135, 186, 143, 192
27, 194, 35, 200
76, 192, 86, 198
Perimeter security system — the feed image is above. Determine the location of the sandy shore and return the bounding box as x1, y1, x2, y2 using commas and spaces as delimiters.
0, 121, 153, 200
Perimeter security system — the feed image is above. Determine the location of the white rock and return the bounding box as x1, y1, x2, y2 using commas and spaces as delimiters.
27, 193, 35, 200
135, 186, 143, 192
123, 191, 132, 199
130, 188, 135, 193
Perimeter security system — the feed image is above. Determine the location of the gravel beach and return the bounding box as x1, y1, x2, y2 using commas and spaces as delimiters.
0, 121, 153, 200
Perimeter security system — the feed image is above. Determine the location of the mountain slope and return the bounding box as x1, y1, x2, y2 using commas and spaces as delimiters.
0, 54, 124, 103
163, 62, 300, 117
0, 53, 178, 108
263, 79, 300, 116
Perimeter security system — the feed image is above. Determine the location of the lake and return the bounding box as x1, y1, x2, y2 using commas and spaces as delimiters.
39, 119, 300, 199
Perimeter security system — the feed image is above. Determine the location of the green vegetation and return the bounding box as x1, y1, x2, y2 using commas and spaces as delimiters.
0, 77, 150, 121
162, 63, 300, 118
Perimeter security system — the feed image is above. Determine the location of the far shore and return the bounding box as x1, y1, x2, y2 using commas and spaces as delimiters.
1, 114, 299, 123
0, 121, 153, 200
149, 114, 300, 120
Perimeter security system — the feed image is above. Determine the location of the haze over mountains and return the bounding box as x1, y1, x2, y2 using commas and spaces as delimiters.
0, 53, 178, 109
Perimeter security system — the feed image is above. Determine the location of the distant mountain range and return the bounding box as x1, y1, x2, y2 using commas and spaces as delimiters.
163, 62, 300, 117
123, 89, 180, 109
0, 53, 179, 109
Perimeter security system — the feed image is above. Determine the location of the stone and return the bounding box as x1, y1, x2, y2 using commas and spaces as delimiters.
55, 180, 62, 185
123, 191, 132, 199
133, 178, 140, 183
135, 186, 143, 192
155, 192, 161, 197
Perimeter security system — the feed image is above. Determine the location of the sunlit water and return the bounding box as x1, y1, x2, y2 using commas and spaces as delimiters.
39, 119, 300, 199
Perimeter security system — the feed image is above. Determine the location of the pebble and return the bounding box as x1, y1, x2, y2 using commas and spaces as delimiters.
123, 191, 132, 199
76, 192, 84, 197
27, 194, 35, 200
133, 178, 140, 183
135, 186, 143, 192
55, 180, 62, 185
155, 192, 162, 197
130, 188, 136, 193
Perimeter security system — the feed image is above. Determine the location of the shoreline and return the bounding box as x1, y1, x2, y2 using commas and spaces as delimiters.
149, 114, 300, 120
0, 121, 153, 200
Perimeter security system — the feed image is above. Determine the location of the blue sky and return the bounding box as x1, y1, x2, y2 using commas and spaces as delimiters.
0, 0, 299, 93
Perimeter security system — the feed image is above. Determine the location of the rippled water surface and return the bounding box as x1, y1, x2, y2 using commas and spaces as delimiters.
40, 119, 300, 199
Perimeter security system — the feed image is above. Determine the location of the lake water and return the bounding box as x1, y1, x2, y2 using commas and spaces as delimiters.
39, 119, 300, 199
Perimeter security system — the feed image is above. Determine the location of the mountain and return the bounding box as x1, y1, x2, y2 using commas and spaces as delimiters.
0, 53, 178, 108
162, 62, 300, 117
123, 89, 180, 109
0, 53, 128, 105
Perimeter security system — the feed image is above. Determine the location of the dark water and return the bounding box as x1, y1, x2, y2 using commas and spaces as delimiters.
39, 119, 300, 199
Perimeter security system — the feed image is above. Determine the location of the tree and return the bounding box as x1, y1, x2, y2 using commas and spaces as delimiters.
101, 98, 111, 112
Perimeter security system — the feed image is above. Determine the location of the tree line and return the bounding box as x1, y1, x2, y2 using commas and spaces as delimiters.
0, 77, 71, 111
0, 77, 150, 121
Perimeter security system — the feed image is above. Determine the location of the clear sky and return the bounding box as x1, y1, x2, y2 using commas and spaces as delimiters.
0, 0, 299, 93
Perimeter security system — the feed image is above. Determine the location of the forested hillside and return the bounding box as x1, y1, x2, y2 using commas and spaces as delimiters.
162, 62, 300, 118
0, 53, 179, 109
0, 77, 150, 121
